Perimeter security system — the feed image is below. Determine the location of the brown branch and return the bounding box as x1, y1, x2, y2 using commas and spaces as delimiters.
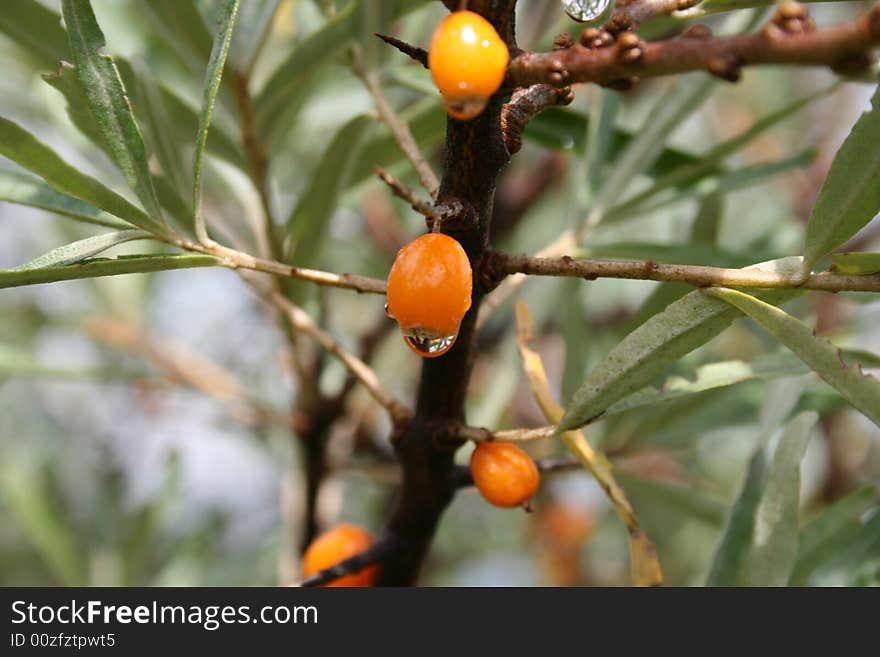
501, 84, 574, 155
507, 4, 880, 88
375, 166, 437, 219
489, 252, 880, 293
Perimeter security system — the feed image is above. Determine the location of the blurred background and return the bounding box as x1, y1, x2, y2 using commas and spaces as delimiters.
1, 0, 878, 586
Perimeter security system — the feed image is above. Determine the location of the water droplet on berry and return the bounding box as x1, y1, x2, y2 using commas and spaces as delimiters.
561, 0, 611, 22
443, 96, 489, 121
404, 334, 456, 357
384, 302, 393, 318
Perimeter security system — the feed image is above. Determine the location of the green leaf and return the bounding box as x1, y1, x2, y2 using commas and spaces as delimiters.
707, 410, 816, 586
593, 74, 717, 217
604, 149, 817, 224
804, 86, 880, 272
742, 411, 818, 585
616, 472, 728, 526
141, 0, 213, 62
62, 0, 168, 235
255, 0, 430, 143
346, 98, 445, 186
255, 0, 365, 142
706, 287, 880, 426
558, 257, 804, 433
0, 254, 220, 290
690, 190, 724, 243
286, 114, 374, 265
0, 463, 85, 585
0, 0, 68, 68
577, 241, 769, 268
603, 348, 880, 420
192, 0, 240, 243
0, 116, 157, 230
228, 0, 281, 74
0, 169, 131, 229
12, 230, 152, 271
42, 60, 113, 159
525, 108, 706, 174
800, 509, 880, 586
790, 487, 878, 585
609, 87, 832, 217
830, 252, 880, 276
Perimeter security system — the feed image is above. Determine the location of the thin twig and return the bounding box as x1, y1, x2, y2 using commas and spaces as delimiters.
354, 49, 441, 200
375, 166, 437, 219
265, 289, 411, 425
492, 252, 880, 293
454, 424, 557, 443
175, 238, 387, 294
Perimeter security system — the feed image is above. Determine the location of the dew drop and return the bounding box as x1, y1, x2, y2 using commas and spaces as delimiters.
404, 334, 457, 358
384, 302, 394, 318
443, 95, 489, 121
561, 0, 611, 22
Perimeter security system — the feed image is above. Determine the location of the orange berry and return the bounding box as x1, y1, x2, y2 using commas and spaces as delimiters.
386, 233, 472, 358
470, 442, 540, 508
428, 10, 509, 121
302, 524, 377, 587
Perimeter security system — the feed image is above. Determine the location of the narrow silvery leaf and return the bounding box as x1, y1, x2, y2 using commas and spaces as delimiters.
0, 170, 131, 229
61, 0, 169, 235
0, 254, 220, 290
193, 0, 239, 243
12, 230, 151, 271
804, 86, 880, 272
707, 287, 880, 426
0, 116, 155, 230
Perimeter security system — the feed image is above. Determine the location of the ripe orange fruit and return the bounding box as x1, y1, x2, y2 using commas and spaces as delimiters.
302, 524, 377, 587
428, 10, 509, 120
470, 442, 540, 508
385, 232, 472, 358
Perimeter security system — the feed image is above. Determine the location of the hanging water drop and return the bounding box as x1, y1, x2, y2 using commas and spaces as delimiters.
561, 0, 611, 22
404, 334, 457, 358
384, 302, 394, 318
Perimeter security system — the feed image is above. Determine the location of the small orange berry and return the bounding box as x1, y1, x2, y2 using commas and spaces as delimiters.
428, 10, 509, 120
302, 524, 377, 587
386, 233, 472, 358
470, 442, 540, 508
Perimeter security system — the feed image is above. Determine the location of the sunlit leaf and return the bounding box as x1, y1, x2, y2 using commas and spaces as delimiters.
558, 258, 804, 433
707, 287, 880, 426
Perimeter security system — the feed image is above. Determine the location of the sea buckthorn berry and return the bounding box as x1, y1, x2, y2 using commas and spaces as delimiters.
470, 442, 540, 508
302, 524, 377, 587
386, 233, 472, 358
428, 10, 509, 121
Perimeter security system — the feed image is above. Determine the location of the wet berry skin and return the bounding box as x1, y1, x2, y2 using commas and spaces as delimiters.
386, 232, 472, 358
470, 442, 540, 508
428, 10, 509, 121
302, 524, 377, 587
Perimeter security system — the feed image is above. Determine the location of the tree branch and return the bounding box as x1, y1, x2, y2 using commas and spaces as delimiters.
507, 4, 880, 88
489, 251, 880, 293
501, 84, 574, 155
